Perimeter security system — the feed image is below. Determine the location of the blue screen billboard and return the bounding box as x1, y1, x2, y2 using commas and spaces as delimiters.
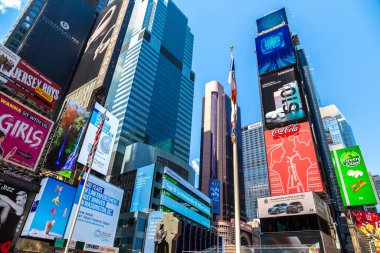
143, 211, 165, 253
255, 25, 295, 76
209, 179, 220, 215
130, 165, 155, 212
257, 8, 288, 33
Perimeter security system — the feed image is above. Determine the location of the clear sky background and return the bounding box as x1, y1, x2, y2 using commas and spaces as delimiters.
1, 0, 379, 175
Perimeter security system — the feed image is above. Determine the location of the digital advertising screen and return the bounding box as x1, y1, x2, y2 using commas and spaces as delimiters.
265, 122, 324, 196
331, 146, 377, 206
143, 211, 165, 253
257, 8, 288, 33
0, 44, 61, 110
130, 164, 155, 212
77, 102, 119, 175
209, 179, 220, 214
64, 174, 123, 247
260, 68, 306, 128
255, 25, 296, 76
22, 178, 76, 240
349, 211, 380, 252
0, 92, 53, 171
43, 100, 90, 178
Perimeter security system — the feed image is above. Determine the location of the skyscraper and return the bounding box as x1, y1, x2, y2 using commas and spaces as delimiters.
241, 122, 269, 221
320, 104, 357, 150
105, 0, 195, 174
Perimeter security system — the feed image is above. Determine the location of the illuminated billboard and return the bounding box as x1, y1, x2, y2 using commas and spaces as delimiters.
257, 8, 288, 33
0, 92, 53, 171
265, 122, 324, 196
260, 68, 306, 128
331, 146, 377, 206
22, 178, 76, 240
255, 25, 296, 76
350, 211, 380, 252
0, 44, 62, 110
130, 164, 155, 212
43, 100, 90, 178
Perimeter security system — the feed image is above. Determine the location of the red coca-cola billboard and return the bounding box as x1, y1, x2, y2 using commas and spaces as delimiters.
265, 122, 324, 196
0, 43, 61, 111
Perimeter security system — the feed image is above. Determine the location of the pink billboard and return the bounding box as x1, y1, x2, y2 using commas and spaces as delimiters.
0, 92, 53, 171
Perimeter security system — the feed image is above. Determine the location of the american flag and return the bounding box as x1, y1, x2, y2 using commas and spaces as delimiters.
229, 49, 237, 143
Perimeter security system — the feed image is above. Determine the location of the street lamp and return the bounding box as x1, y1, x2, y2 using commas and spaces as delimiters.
211, 225, 219, 253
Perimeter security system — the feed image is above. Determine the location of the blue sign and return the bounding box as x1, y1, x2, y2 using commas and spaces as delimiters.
257, 8, 288, 33
143, 211, 165, 253
209, 179, 220, 215
130, 164, 155, 212
255, 25, 295, 76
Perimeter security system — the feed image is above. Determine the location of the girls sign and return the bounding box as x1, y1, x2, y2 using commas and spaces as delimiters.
0, 93, 53, 171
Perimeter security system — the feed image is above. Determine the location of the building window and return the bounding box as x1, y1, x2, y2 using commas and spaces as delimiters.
29, 11, 37, 17
21, 22, 30, 29
25, 16, 33, 23
31, 5, 40, 12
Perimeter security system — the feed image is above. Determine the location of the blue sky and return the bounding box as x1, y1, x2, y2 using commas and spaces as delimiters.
1, 0, 379, 175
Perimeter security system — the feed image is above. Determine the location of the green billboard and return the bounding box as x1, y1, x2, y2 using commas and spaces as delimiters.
331, 146, 377, 206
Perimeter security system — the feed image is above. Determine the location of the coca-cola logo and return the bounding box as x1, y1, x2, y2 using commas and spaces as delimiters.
272, 123, 300, 137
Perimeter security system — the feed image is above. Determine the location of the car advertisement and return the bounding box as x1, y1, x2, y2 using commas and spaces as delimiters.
255, 25, 296, 76
256, 8, 288, 33
331, 146, 377, 206
260, 68, 306, 128
265, 122, 324, 196
64, 174, 123, 247
0, 92, 53, 171
43, 100, 90, 178
258, 192, 329, 221
77, 103, 119, 175
0, 44, 61, 111
349, 211, 380, 252
22, 178, 76, 240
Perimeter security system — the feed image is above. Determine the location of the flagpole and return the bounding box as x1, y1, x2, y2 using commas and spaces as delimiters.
64, 105, 108, 253
229, 45, 241, 253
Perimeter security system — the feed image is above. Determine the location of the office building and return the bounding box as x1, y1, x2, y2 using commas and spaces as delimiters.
241, 122, 270, 221
372, 174, 380, 198
105, 0, 195, 175
199, 81, 247, 245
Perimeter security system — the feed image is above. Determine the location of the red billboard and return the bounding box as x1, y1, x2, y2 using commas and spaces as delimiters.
264, 122, 324, 196
0, 92, 53, 171
0, 43, 61, 110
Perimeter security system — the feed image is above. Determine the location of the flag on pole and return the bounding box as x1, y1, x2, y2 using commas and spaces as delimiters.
229, 47, 237, 143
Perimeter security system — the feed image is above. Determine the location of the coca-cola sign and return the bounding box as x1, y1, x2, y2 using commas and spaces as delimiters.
272, 123, 300, 138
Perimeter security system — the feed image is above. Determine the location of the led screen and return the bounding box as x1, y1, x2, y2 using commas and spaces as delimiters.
257, 8, 288, 33
130, 165, 155, 212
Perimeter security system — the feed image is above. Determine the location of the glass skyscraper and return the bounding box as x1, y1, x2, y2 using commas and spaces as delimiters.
105, 0, 195, 174
241, 122, 269, 221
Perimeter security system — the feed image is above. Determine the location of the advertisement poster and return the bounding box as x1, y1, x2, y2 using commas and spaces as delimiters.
261, 232, 322, 252
143, 211, 165, 253
260, 68, 306, 128
209, 179, 220, 214
22, 178, 76, 240
265, 122, 324, 196
331, 146, 377, 206
0, 44, 61, 110
130, 165, 155, 212
0, 92, 53, 171
64, 174, 123, 247
257, 192, 329, 221
43, 100, 90, 178
77, 103, 119, 175
0, 178, 29, 252
350, 211, 380, 252
256, 8, 288, 33
255, 25, 296, 76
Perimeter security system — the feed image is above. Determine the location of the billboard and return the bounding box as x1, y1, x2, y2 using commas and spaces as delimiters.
64, 174, 123, 246
257, 8, 288, 33
331, 146, 377, 206
265, 122, 324, 196
17, 0, 96, 89
350, 211, 380, 252
22, 178, 76, 240
257, 192, 330, 222
255, 25, 296, 76
130, 164, 155, 212
0, 44, 61, 110
77, 103, 119, 175
209, 179, 220, 214
43, 100, 90, 178
260, 68, 306, 128
143, 211, 165, 253
69, 0, 123, 92
0, 177, 29, 251
0, 92, 53, 171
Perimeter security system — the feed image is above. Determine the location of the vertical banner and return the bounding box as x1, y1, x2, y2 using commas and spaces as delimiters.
77, 103, 119, 175
130, 165, 155, 212
143, 211, 165, 253
209, 179, 220, 214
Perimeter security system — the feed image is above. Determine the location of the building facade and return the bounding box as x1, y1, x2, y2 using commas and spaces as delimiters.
105, 0, 195, 175
241, 122, 269, 221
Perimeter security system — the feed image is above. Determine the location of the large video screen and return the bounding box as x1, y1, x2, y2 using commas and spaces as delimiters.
255, 25, 296, 76
260, 67, 306, 128
257, 8, 288, 33
265, 122, 324, 196
331, 146, 377, 206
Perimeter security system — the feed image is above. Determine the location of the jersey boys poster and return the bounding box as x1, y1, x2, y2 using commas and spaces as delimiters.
0, 92, 53, 171
265, 122, 324, 196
